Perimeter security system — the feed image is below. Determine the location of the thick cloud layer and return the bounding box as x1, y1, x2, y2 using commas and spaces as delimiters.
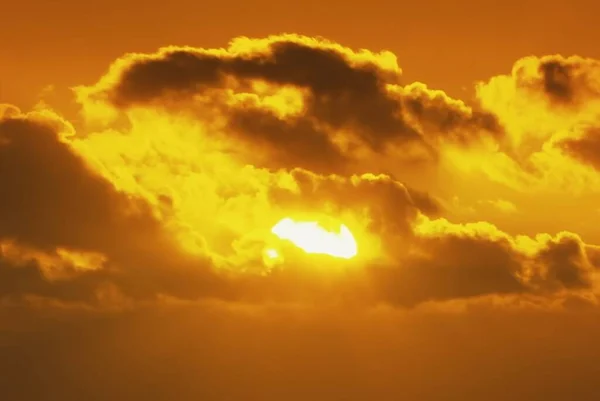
1, 36, 600, 313
78, 35, 502, 173
0, 110, 597, 308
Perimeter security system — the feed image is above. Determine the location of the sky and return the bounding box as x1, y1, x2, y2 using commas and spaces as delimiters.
2, 1, 600, 400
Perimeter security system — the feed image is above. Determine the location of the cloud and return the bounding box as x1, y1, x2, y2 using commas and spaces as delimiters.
1, 117, 595, 308
558, 126, 600, 171
516, 56, 600, 106
476, 55, 600, 139
0, 35, 600, 313
268, 169, 443, 235
400, 82, 503, 145
0, 109, 156, 254
365, 218, 598, 307
76, 34, 502, 174
433, 54, 600, 193
0, 244, 109, 304
0, 108, 230, 304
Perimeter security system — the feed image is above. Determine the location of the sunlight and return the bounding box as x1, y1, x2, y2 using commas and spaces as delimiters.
270, 217, 358, 259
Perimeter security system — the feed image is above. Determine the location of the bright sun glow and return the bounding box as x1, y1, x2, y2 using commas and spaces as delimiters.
270, 217, 358, 259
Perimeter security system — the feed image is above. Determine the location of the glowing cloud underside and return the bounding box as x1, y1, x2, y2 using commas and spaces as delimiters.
271, 218, 358, 259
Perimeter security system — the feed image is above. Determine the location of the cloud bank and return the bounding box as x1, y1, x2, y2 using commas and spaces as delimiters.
1, 35, 600, 312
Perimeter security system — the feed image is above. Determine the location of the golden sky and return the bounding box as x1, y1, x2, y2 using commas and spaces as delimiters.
2, 2, 600, 400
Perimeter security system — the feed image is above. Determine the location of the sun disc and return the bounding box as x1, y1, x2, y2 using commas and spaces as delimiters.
270, 217, 358, 259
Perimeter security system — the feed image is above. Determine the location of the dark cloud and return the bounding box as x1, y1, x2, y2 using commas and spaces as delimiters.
540, 60, 575, 102
559, 127, 600, 171
373, 231, 593, 307
0, 111, 226, 303
226, 108, 350, 173
81, 36, 503, 173
586, 245, 600, 269
513, 55, 600, 106
533, 233, 594, 290
366, 228, 596, 307
232, 169, 597, 307
0, 114, 156, 254
109, 40, 410, 143
0, 239, 232, 305
0, 250, 108, 304
401, 83, 503, 145
268, 169, 443, 239
95, 39, 422, 171
371, 232, 527, 306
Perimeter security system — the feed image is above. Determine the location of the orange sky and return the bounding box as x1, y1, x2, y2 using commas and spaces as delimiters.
4, 0, 600, 108
2, 2, 600, 401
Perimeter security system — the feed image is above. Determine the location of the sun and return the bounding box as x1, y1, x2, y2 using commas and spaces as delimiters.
269, 217, 358, 260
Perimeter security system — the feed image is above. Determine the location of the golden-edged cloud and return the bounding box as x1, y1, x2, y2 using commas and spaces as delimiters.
471, 54, 600, 192
0, 109, 154, 253
76, 34, 502, 174
1, 35, 600, 311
